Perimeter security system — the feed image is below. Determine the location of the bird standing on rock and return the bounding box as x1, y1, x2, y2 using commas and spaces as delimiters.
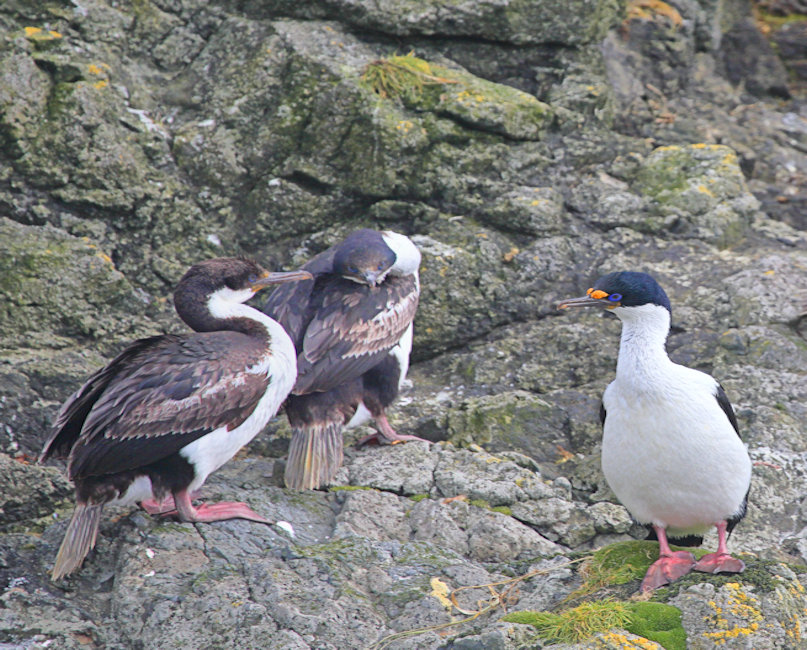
40, 257, 311, 580
262, 229, 425, 490
558, 271, 751, 592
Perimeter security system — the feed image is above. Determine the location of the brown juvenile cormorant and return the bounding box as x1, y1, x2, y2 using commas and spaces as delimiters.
262, 229, 424, 490
40, 257, 311, 580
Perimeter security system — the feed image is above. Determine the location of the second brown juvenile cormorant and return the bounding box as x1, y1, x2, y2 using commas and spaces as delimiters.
262, 229, 423, 490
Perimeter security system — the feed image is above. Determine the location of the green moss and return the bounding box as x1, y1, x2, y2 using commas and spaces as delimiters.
755, 9, 807, 31
626, 602, 686, 650
575, 541, 660, 596
491, 505, 513, 516
503, 600, 686, 649
569, 540, 708, 600
360, 53, 551, 141
502, 601, 632, 643
663, 558, 780, 597
409, 494, 429, 502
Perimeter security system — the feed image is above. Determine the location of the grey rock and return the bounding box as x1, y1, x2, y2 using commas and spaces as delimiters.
2, 0, 807, 647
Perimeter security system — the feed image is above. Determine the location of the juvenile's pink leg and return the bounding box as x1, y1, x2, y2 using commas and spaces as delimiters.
170, 489, 271, 524
357, 412, 429, 446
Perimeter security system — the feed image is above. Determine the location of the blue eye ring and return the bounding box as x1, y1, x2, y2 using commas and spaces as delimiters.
347, 265, 359, 274
608, 293, 622, 302
376, 262, 385, 270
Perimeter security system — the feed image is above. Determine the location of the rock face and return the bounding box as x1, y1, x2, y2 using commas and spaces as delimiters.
2, 0, 807, 648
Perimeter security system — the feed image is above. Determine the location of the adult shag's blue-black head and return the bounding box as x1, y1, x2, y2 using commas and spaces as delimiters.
332, 229, 396, 287
557, 271, 672, 313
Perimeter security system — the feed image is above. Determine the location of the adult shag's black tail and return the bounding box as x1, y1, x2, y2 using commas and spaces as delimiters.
645, 527, 703, 547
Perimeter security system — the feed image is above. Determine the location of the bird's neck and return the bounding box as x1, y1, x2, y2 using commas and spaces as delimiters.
614, 305, 674, 386
177, 288, 296, 361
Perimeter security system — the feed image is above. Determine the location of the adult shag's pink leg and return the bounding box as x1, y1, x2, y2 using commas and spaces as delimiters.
641, 525, 696, 593
693, 521, 745, 574
167, 489, 271, 524
356, 412, 430, 446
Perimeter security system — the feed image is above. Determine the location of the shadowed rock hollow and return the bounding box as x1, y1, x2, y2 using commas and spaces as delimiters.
2, 0, 807, 648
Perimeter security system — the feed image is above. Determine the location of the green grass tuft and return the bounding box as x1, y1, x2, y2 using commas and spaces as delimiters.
503, 601, 633, 643
503, 600, 686, 649
360, 53, 456, 102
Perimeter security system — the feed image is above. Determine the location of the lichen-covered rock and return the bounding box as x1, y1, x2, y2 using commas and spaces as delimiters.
0, 218, 147, 349
632, 144, 759, 246
2, 0, 807, 647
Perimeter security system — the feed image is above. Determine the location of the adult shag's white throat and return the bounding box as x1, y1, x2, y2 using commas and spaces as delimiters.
559, 270, 751, 593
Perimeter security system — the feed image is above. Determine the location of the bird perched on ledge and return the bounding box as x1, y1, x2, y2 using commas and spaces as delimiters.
40, 257, 311, 580
262, 229, 425, 490
558, 271, 751, 593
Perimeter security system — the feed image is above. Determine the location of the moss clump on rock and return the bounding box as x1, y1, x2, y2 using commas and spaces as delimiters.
503, 600, 685, 649
361, 52, 552, 141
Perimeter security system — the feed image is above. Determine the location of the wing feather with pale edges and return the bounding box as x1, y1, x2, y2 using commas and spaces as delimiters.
47, 333, 272, 479
294, 274, 418, 394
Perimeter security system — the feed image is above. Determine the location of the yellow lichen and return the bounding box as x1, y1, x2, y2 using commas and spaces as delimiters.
625, 0, 683, 27
702, 583, 763, 643
23, 26, 62, 40
430, 577, 453, 611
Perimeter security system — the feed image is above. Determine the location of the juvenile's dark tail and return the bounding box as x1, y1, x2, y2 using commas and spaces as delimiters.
285, 423, 344, 490
51, 503, 104, 581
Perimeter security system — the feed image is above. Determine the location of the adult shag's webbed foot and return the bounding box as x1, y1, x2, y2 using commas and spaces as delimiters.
693, 552, 745, 574
641, 551, 696, 592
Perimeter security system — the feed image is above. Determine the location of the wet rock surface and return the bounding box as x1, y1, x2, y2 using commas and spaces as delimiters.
2, 0, 807, 648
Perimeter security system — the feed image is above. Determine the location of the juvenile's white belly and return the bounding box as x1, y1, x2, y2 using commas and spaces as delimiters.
601, 380, 751, 535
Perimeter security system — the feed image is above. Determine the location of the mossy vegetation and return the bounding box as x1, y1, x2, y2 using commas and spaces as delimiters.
503, 601, 633, 644
503, 600, 685, 649
361, 53, 458, 103
360, 52, 551, 141
572, 541, 668, 598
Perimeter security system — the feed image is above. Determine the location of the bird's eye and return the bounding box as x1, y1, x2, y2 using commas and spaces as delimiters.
347, 265, 359, 274
248, 274, 259, 284
608, 293, 622, 302
376, 262, 385, 270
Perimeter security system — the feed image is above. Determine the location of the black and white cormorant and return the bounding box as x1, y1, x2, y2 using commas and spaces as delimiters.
558, 271, 751, 592
262, 229, 424, 490
39, 257, 311, 580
